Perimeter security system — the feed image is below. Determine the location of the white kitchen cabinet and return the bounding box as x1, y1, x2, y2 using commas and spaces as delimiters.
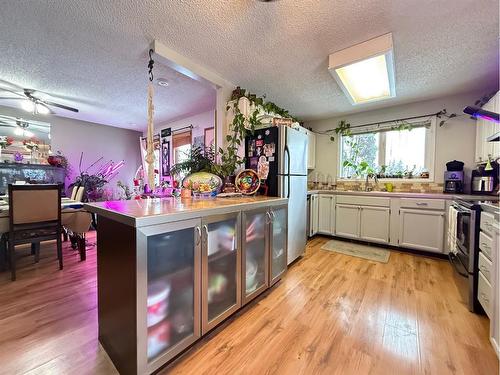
335, 204, 359, 239
475, 91, 499, 163
398, 208, 445, 253
318, 195, 335, 234
306, 130, 316, 170
309, 194, 319, 236
335, 203, 390, 244
480, 209, 500, 358
359, 206, 390, 244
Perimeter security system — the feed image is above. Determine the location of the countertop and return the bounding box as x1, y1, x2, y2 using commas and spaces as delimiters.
307, 190, 500, 201
85, 196, 287, 228
480, 201, 500, 216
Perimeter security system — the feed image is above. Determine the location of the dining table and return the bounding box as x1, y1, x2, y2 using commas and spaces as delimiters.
0, 197, 92, 271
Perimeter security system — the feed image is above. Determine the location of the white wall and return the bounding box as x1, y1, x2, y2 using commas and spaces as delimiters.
155, 109, 215, 139
306, 90, 486, 185
0, 105, 142, 191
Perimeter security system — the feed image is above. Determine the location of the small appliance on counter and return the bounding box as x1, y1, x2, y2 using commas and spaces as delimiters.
444, 160, 464, 193
471, 161, 499, 195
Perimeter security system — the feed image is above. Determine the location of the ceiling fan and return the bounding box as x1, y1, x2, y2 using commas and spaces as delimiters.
0, 87, 79, 115
0, 115, 49, 137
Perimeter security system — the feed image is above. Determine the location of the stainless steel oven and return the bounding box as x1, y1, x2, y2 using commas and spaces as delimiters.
449, 198, 481, 312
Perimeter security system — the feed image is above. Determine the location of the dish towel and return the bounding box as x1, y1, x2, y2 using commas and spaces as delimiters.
447, 205, 458, 255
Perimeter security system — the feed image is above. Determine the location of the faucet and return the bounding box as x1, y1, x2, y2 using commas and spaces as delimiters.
364, 173, 378, 192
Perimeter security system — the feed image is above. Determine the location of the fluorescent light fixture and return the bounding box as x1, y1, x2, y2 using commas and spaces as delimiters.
329, 33, 396, 105
36, 103, 50, 115
21, 100, 35, 113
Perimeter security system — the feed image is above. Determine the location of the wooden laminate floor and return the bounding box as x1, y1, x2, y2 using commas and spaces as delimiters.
0, 234, 497, 375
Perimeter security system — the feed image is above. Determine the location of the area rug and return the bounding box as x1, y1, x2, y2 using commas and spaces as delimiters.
321, 239, 390, 263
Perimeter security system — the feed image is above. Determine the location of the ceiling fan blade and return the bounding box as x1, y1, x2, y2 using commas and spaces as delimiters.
41, 100, 79, 113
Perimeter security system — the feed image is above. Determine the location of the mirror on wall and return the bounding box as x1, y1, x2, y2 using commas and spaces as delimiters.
0, 114, 51, 164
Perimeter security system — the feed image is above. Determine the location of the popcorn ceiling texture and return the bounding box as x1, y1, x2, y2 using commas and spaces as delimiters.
0, 0, 498, 129
308, 181, 444, 194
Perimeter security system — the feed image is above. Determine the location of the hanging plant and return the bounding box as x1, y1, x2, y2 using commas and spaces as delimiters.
329, 120, 351, 141
436, 109, 458, 127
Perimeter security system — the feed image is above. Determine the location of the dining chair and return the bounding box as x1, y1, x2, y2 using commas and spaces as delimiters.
75, 186, 85, 202
7, 184, 62, 281
69, 185, 79, 201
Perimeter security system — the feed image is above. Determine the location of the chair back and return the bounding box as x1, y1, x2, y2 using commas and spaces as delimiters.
8, 184, 61, 226
70, 185, 79, 200
74, 186, 85, 202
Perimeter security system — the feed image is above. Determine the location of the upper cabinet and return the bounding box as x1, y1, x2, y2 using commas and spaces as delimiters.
475, 91, 499, 163
305, 129, 316, 170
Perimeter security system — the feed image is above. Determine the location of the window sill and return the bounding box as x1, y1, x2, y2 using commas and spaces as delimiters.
336, 178, 435, 183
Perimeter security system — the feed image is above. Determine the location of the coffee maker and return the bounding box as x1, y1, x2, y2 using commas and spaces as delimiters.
471, 161, 499, 195
444, 160, 464, 193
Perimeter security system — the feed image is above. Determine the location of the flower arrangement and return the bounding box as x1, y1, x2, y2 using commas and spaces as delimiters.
13, 151, 23, 162
69, 152, 125, 202
23, 138, 40, 151
47, 150, 71, 176
0, 136, 13, 149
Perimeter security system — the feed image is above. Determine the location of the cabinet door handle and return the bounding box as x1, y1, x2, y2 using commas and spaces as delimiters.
270, 210, 276, 221
265, 211, 272, 224
195, 226, 201, 245
203, 225, 209, 240
416, 202, 428, 206
481, 293, 490, 303
481, 242, 490, 249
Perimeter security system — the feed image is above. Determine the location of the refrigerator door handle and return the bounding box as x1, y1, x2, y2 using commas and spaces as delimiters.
285, 145, 291, 198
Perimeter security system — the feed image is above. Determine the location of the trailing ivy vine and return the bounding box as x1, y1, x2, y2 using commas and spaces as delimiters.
217, 86, 298, 177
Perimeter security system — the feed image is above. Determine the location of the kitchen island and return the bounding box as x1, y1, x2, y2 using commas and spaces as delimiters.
84, 196, 288, 375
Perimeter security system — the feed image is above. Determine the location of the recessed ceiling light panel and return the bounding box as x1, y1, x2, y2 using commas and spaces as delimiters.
328, 33, 396, 105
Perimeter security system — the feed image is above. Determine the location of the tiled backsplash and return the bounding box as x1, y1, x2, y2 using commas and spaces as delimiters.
308, 180, 444, 193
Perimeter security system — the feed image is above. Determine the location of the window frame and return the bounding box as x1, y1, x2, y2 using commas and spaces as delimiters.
336, 116, 437, 182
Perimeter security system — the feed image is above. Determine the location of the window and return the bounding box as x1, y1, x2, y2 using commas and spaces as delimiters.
172, 130, 192, 179
172, 130, 192, 165
339, 118, 435, 179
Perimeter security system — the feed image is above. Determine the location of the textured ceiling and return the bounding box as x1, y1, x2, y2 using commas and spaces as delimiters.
0, 0, 498, 130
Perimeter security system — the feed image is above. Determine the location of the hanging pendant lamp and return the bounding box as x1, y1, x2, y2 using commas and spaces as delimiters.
145, 49, 156, 190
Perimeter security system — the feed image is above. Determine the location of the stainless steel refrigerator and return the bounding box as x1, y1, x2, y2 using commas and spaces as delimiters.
245, 125, 308, 264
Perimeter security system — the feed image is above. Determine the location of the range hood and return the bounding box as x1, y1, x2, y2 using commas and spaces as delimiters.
463, 106, 500, 123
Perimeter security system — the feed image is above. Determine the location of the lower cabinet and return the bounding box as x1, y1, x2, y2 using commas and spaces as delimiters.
309, 194, 319, 236
335, 204, 390, 244
359, 206, 390, 244
318, 195, 335, 234
241, 204, 288, 305
335, 204, 359, 239
269, 205, 288, 286
201, 212, 241, 334
138, 218, 202, 373
398, 208, 445, 253
242, 208, 269, 305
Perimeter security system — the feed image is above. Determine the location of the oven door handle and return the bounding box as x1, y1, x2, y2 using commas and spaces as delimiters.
448, 253, 469, 278
452, 205, 471, 215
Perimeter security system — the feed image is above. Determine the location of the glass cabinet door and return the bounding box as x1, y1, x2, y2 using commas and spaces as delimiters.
270, 205, 288, 285
137, 219, 201, 373
242, 208, 269, 305
202, 212, 241, 333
